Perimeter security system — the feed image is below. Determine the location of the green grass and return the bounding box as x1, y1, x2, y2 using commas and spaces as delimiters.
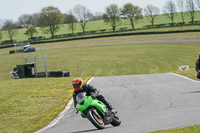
0, 43, 198, 79
150, 124, 200, 133
1, 11, 200, 43
1, 32, 200, 81
1, 33, 200, 132
175, 69, 199, 80
0, 77, 74, 133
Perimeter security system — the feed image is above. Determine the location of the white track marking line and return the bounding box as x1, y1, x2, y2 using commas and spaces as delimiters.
86, 77, 94, 84
35, 77, 94, 133
170, 73, 200, 83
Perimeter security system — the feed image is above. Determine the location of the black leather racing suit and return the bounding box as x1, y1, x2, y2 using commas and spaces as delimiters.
196, 57, 200, 79
196, 57, 200, 72
73, 84, 113, 109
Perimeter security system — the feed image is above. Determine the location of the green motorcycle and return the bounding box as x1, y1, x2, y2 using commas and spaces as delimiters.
76, 92, 121, 129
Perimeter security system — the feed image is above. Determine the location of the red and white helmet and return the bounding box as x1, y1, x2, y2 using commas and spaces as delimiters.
72, 78, 83, 91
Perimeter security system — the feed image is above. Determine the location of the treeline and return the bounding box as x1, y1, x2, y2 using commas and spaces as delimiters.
0, 0, 200, 44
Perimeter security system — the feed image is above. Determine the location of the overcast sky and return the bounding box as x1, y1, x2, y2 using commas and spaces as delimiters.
0, 0, 174, 21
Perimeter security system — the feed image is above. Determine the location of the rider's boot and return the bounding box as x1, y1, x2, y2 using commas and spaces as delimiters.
107, 104, 117, 114
96, 95, 117, 113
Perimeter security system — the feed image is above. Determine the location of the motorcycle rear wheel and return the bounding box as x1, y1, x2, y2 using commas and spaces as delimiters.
87, 110, 105, 129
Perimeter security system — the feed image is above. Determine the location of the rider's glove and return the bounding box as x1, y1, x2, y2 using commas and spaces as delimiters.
91, 89, 99, 99
91, 92, 98, 99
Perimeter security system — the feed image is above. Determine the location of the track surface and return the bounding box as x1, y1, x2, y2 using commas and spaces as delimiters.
40, 73, 200, 133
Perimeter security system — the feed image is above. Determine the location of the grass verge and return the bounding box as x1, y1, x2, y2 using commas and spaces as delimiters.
1, 40, 200, 81
1, 33, 200, 132
150, 125, 200, 133
0, 77, 75, 133
175, 69, 200, 81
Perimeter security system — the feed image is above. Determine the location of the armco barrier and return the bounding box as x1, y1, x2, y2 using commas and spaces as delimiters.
30, 29, 200, 45
1, 29, 200, 48
0, 44, 14, 49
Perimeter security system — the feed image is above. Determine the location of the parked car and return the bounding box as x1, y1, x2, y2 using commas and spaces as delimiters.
9, 45, 36, 54
23, 45, 35, 53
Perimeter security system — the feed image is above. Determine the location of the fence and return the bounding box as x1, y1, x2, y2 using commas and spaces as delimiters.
24, 55, 47, 77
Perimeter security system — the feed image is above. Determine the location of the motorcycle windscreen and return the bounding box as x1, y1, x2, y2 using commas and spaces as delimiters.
76, 92, 86, 104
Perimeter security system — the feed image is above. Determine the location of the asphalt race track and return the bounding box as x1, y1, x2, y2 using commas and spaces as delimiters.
39, 73, 200, 133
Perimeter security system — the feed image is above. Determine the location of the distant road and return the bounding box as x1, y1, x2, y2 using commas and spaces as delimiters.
39, 73, 200, 133
35, 38, 200, 51
1, 38, 200, 55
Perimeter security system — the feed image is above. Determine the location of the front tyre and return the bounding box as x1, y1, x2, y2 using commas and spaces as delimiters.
87, 110, 105, 129
111, 115, 121, 126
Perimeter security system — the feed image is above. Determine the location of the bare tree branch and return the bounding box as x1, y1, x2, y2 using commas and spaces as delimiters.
74, 5, 92, 33
63, 10, 78, 34
178, 0, 186, 23
144, 5, 160, 26
163, 0, 176, 24
186, 0, 196, 24
195, 0, 200, 8
18, 14, 33, 25
0, 19, 3, 44
1, 20, 18, 43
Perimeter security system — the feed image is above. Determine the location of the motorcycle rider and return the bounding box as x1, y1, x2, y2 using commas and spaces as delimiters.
196, 52, 200, 79
72, 78, 114, 112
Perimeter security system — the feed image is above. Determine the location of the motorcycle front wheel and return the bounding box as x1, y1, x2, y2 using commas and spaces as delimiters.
87, 110, 105, 129
111, 115, 121, 126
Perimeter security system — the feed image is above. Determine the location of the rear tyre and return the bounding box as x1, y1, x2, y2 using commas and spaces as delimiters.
87, 110, 105, 129
111, 115, 121, 126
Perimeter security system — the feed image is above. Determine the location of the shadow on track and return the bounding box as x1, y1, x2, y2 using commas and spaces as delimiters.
184, 91, 200, 94
70, 127, 113, 133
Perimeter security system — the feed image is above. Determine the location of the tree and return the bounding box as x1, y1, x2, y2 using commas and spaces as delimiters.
121, 3, 143, 29
63, 11, 78, 34
178, 0, 186, 23
144, 5, 160, 27
0, 19, 3, 44
163, 0, 177, 24
38, 6, 63, 38
24, 25, 38, 39
196, 0, 200, 8
31, 13, 40, 26
63, 13, 77, 24
1, 20, 17, 43
195, 0, 200, 20
74, 5, 92, 33
0, 19, 2, 29
186, 0, 196, 24
89, 12, 103, 21
0, 31, 2, 44
103, 4, 121, 32
18, 14, 33, 25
